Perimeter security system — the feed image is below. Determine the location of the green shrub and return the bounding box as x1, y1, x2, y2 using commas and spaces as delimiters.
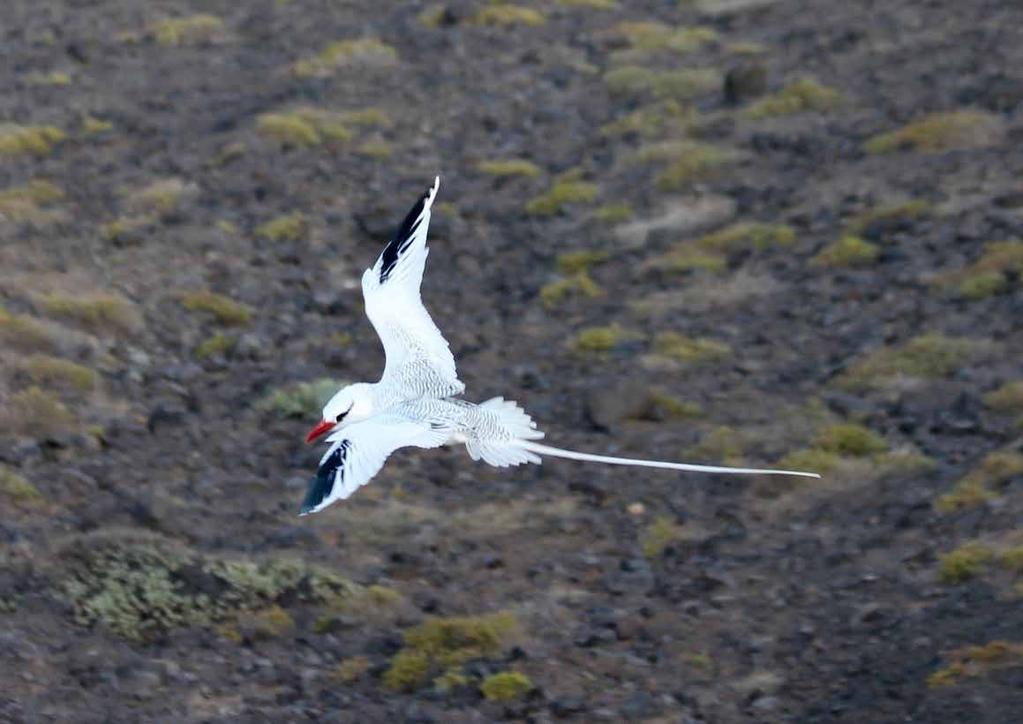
149, 15, 224, 46
744, 79, 841, 118
259, 378, 344, 418
480, 671, 534, 701
865, 111, 1003, 154
812, 236, 879, 267
383, 612, 520, 691
180, 291, 252, 325
59, 530, 359, 641
938, 542, 993, 583
838, 334, 987, 389
42, 293, 141, 334
0, 123, 65, 157
526, 180, 597, 216
478, 159, 542, 178
256, 213, 306, 242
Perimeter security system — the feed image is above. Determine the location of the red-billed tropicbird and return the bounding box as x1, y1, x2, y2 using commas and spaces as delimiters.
300, 177, 819, 515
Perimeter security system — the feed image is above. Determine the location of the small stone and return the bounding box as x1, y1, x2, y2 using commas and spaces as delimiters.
550, 697, 586, 718
626, 502, 645, 516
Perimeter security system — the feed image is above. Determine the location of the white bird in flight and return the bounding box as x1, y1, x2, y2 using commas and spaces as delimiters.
299, 177, 819, 515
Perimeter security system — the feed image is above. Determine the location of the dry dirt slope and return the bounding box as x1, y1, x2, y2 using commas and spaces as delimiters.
1, 0, 1023, 721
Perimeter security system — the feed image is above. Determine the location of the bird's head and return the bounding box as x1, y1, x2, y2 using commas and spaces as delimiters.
305, 382, 374, 443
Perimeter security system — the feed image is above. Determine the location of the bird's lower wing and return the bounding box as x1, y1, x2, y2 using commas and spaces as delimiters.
300, 414, 450, 515
362, 177, 464, 400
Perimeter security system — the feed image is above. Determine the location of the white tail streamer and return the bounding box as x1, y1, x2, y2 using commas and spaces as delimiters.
517, 441, 821, 478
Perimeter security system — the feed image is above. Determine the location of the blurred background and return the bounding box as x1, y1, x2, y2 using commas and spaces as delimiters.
2, 0, 1022, 720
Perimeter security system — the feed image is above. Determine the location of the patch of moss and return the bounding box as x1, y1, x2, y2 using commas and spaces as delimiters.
604, 66, 720, 101
744, 78, 842, 119
477, 159, 542, 178
573, 325, 626, 353
813, 423, 888, 457
525, 179, 597, 216
5, 387, 76, 438
686, 426, 744, 465
927, 641, 1023, 688
942, 241, 1023, 300
383, 611, 520, 692
864, 110, 1003, 154
101, 215, 151, 244
243, 604, 295, 638
984, 381, 1023, 415
357, 140, 393, 159
59, 530, 359, 641
966, 451, 1023, 487
958, 272, 1007, 300
935, 480, 997, 513
0, 179, 63, 223
0, 123, 65, 157
292, 38, 398, 78
195, 333, 236, 360
256, 213, 306, 242
26, 71, 72, 87
0, 465, 44, 507
557, 250, 608, 274
149, 15, 224, 46
656, 247, 728, 274
82, 116, 113, 135
480, 671, 534, 701
259, 378, 344, 418
695, 222, 795, 253
640, 391, 702, 420
654, 144, 734, 191
845, 200, 933, 236
17, 354, 97, 392
838, 334, 986, 390
600, 101, 695, 139
938, 450, 1023, 510
130, 178, 191, 218
652, 332, 731, 363
180, 291, 252, 326
609, 22, 716, 64
812, 235, 880, 267
592, 202, 633, 223
938, 541, 994, 584
642, 515, 683, 558
256, 112, 323, 146
470, 6, 546, 26
41, 294, 141, 335
0, 307, 57, 352
255, 106, 380, 148
333, 656, 371, 683
776, 448, 843, 475
540, 272, 603, 307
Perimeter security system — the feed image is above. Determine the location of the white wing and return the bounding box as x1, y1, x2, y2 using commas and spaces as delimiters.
361, 177, 464, 400
299, 413, 449, 515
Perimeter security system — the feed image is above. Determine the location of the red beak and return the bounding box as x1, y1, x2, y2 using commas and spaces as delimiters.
305, 420, 335, 444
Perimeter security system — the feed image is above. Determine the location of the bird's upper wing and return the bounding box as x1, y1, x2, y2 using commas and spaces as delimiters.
300, 413, 449, 515
362, 177, 464, 401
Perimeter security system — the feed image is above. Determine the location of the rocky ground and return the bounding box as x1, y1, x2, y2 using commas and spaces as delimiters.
2, 0, 1023, 721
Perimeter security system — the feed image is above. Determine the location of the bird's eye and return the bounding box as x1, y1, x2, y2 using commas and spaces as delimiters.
335, 411, 347, 423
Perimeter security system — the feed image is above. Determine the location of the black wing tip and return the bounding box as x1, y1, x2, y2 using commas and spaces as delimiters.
300, 474, 330, 516
377, 179, 439, 284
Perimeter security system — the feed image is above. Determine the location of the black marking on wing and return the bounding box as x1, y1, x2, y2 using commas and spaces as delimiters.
378, 192, 428, 284
300, 440, 351, 515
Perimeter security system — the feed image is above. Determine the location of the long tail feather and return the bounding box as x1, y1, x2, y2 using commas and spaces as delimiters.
517, 441, 820, 478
